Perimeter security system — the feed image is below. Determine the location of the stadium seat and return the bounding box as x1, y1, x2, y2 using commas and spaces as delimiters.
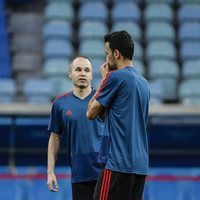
47, 76, 72, 97
111, 2, 141, 23
92, 74, 102, 89
179, 79, 200, 105
178, 5, 200, 22
112, 0, 141, 4
146, 41, 176, 60
148, 60, 178, 100
0, 78, 16, 103
43, 39, 74, 59
79, 40, 105, 59
90, 58, 104, 74
0, 45, 11, 77
23, 79, 53, 103
11, 34, 42, 52
146, 22, 175, 41
79, 21, 108, 40
12, 52, 42, 72
111, 21, 142, 41
178, 22, 200, 41
133, 60, 145, 76
9, 12, 43, 34
134, 41, 143, 60
178, 0, 200, 4
148, 60, 179, 79
182, 60, 200, 79
78, 1, 108, 22
180, 41, 200, 61
149, 80, 164, 104
152, 78, 177, 100
79, 0, 108, 4
144, 3, 173, 22
145, 0, 174, 4
43, 58, 70, 77
43, 21, 72, 39
44, 1, 74, 21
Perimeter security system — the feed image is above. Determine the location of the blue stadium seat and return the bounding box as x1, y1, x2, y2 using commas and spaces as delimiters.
111, 21, 142, 41
182, 60, 200, 79
178, 0, 200, 4
112, 0, 142, 4
79, 40, 105, 59
43, 58, 70, 77
146, 41, 176, 60
151, 78, 177, 100
145, 0, 174, 4
79, 2, 108, 22
180, 41, 200, 61
90, 58, 104, 74
92, 74, 102, 89
44, 2, 74, 21
43, 21, 72, 39
0, 78, 16, 102
43, 39, 73, 59
178, 22, 200, 41
148, 60, 179, 79
149, 80, 164, 104
144, 3, 173, 22
133, 60, 145, 76
111, 2, 141, 23
23, 79, 53, 103
79, 21, 108, 40
146, 22, 175, 41
179, 79, 200, 105
134, 41, 143, 60
48, 76, 72, 97
0, 57, 11, 78
178, 5, 200, 22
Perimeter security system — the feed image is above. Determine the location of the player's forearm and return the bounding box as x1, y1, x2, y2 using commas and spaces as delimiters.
87, 98, 103, 120
47, 133, 61, 174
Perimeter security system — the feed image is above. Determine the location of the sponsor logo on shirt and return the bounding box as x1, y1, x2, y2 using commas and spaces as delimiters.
66, 110, 73, 116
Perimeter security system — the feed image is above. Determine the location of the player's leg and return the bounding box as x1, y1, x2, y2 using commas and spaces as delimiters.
93, 168, 112, 200
108, 171, 146, 200
72, 180, 97, 200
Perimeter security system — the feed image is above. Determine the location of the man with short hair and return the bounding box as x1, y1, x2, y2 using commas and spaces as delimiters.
47, 56, 103, 200
87, 31, 150, 200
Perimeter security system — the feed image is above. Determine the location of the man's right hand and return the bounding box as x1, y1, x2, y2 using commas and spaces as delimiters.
47, 172, 59, 192
100, 62, 110, 79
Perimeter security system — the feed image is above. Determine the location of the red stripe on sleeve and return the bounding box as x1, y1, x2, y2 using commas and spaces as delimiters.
95, 72, 113, 99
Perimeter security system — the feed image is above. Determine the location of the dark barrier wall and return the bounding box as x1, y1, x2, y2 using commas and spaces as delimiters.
0, 104, 200, 167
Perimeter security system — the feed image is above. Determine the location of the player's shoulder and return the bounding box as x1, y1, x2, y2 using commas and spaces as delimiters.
53, 91, 72, 103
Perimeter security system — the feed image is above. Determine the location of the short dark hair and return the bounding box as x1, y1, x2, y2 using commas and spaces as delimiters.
104, 31, 134, 60
69, 55, 92, 71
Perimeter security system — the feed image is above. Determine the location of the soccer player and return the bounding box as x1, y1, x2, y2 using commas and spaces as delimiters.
87, 31, 150, 200
47, 56, 103, 200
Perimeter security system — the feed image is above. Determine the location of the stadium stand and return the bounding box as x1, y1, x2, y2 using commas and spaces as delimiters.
0, 0, 200, 199
0, 78, 16, 103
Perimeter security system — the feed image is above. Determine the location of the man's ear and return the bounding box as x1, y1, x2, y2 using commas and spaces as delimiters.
114, 49, 120, 59
68, 70, 72, 79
